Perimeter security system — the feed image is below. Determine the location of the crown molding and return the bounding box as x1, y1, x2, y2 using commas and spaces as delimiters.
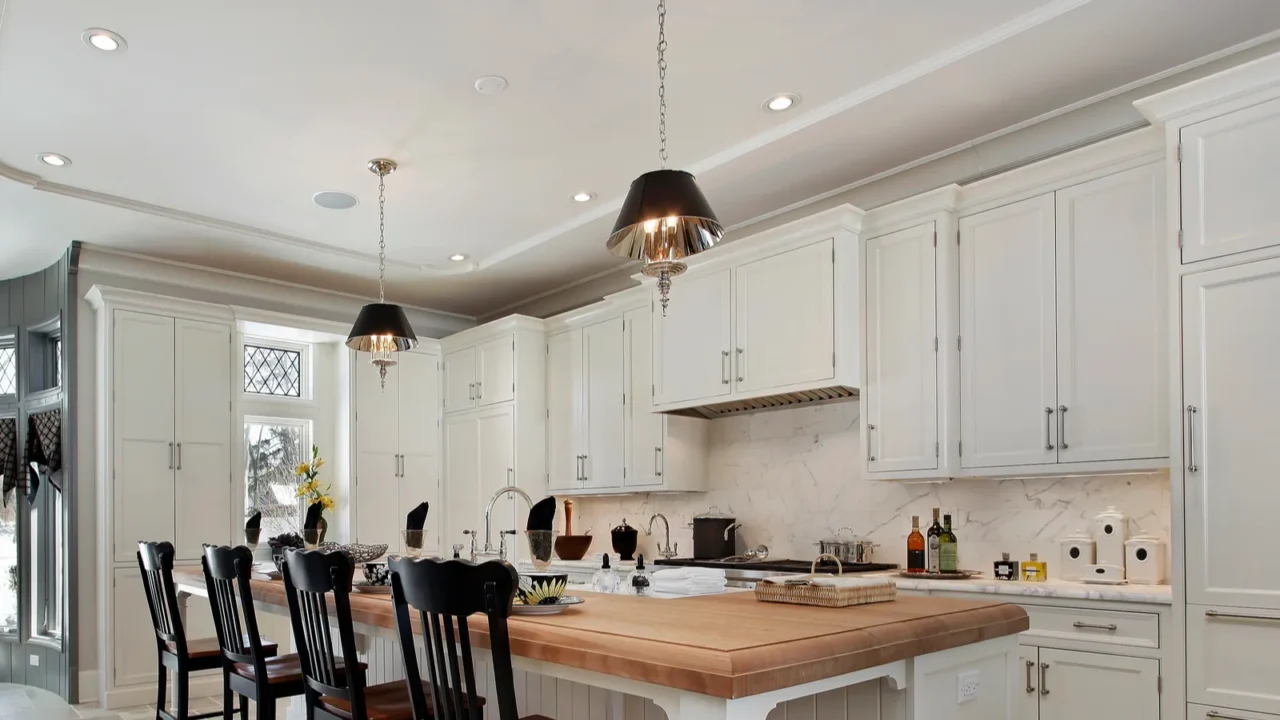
1135, 49, 1280, 124
440, 314, 545, 349
862, 185, 961, 236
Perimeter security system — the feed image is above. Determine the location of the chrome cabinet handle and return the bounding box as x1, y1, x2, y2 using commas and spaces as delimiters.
1187, 405, 1199, 472
507, 468, 513, 486
1039, 662, 1049, 696
399, 454, 405, 477
721, 350, 730, 384
867, 424, 877, 462
1058, 405, 1069, 449
655, 446, 663, 477
477, 381, 483, 399
1205, 609, 1280, 621
1208, 712, 1257, 719
1072, 621, 1117, 631
1044, 407, 1055, 450
1024, 660, 1036, 694
469, 382, 475, 401
735, 348, 744, 383
168, 442, 174, 470
176, 442, 182, 470
581, 456, 587, 483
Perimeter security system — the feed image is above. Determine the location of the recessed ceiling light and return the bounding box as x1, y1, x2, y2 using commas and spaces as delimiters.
449, 253, 469, 262
571, 191, 596, 203
82, 28, 127, 52
474, 75, 508, 95
763, 93, 800, 112
312, 190, 359, 210
38, 153, 71, 167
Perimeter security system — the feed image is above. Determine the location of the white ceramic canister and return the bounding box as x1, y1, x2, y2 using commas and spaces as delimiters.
1092, 506, 1129, 570
1124, 535, 1166, 585
1059, 529, 1096, 581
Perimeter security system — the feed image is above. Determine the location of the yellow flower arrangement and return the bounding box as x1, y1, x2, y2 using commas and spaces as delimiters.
294, 445, 335, 522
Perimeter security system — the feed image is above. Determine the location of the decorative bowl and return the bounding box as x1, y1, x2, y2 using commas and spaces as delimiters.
328, 543, 388, 564
517, 572, 568, 605
554, 535, 592, 561
363, 562, 391, 586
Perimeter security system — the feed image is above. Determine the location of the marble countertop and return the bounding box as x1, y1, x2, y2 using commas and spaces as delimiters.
869, 573, 1172, 605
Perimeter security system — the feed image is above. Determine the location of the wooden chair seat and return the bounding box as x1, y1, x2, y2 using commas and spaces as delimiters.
233, 654, 363, 685
167, 636, 279, 660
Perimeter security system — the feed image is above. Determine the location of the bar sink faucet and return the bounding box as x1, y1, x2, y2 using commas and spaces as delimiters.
484, 484, 534, 554
646, 513, 678, 559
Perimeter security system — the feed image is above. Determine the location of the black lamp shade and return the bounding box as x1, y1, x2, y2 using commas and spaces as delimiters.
606, 169, 724, 263
345, 303, 418, 352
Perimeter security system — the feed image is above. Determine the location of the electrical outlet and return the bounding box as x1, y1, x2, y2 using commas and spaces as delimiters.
28, 654, 39, 667
957, 670, 979, 703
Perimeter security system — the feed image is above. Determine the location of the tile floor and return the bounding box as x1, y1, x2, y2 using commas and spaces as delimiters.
0, 684, 292, 720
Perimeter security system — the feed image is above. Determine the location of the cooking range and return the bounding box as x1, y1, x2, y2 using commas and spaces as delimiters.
654, 557, 899, 587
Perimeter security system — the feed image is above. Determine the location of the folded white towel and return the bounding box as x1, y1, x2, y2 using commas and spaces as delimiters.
649, 580, 727, 596
651, 585, 727, 597
652, 567, 727, 581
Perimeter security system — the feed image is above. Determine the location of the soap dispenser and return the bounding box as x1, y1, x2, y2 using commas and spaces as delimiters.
592, 553, 620, 594
627, 554, 652, 597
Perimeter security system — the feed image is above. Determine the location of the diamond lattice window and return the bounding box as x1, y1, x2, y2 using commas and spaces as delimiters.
244, 345, 301, 397
0, 346, 15, 396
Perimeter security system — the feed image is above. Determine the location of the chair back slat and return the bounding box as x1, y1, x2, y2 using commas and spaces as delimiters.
202, 545, 268, 676
389, 557, 519, 720
137, 541, 186, 652
282, 549, 366, 718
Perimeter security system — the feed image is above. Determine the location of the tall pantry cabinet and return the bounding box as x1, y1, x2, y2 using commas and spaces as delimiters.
1136, 50, 1280, 720
87, 287, 235, 708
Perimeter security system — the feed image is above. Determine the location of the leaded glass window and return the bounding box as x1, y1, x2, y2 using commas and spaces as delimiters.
0, 346, 15, 396
244, 345, 301, 397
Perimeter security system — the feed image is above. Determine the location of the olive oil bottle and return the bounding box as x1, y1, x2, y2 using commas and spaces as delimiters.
926, 508, 943, 573
939, 514, 959, 573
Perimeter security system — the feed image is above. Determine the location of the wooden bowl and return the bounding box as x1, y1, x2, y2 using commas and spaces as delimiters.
554, 535, 593, 561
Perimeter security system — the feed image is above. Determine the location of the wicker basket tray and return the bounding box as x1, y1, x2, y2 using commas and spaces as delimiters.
754, 554, 897, 608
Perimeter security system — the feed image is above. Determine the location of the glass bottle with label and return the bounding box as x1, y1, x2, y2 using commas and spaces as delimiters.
926, 508, 943, 573
592, 553, 620, 594
1022, 553, 1047, 582
907, 516, 926, 573
627, 554, 652, 597
994, 552, 1019, 581
939, 514, 959, 573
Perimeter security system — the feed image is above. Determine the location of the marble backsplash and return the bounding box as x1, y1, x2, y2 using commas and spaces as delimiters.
565, 401, 1171, 576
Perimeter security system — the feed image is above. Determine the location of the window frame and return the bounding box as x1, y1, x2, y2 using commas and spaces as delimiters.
0, 333, 16, 402
242, 415, 314, 539
242, 336, 311, 402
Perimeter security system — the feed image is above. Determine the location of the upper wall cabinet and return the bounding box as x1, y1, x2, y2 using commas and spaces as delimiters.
444, 334, 515, 413
958, 164, 1167, 473
1179, 96, 1280, 264
651, 206, 862, 416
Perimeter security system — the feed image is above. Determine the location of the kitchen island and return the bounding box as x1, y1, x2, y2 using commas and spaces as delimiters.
172, 568, 1028, 720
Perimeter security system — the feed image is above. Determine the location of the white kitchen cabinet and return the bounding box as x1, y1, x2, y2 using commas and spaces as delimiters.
1017, 645, 1039, 720
654, 268, 732, 406
1179, 96, 1280, 264
1187, 605, 1280, 715
864, 222, 938, 473
443, 405, 517, 552
545, 330, 583, 492
1054, 165, 1167, 464
583, 318, 624, 489
354, 350, 440, 555
734, 240, 835, 393
624, 307, 664, 489
959, 194, 1058, 469
443, 346, 475, 412
1035, 649, 1159, 720
444, 334, 515, 412
1182, 257, 1280, 610
443, 412, 479, 550
172, 319, 233, 559
112, 567, 154, 688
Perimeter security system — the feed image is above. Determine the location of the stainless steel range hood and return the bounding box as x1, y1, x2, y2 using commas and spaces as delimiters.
661, 385, 859, 419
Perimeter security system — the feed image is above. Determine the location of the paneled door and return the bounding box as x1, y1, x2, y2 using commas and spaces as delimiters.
734, 239, 836, 394
654, 269, 732, 405
1055, 164, 1167, 464
1036, 649, 1158, 720
864, 223, 938, 473
1180, 96, 1280, 263
173, 319, 232, 559
545, 330, 583, 492
476, 406, 516, 544
112, 567, 154, 687
443, 346, 475, 413
355, 356, 401, 552
1183, 257, 1280, 609
398, 352, 440, 553
476, 336, 515, 406
1017, 646, 1039, 720
583, 317, 624, 490
959, 194, 1058, 469
624, 307, 664, 488
442, 413, 479, 552
112, 311, 175, 562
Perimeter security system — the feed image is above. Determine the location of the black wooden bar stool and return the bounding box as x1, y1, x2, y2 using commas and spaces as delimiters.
388, 556, 550, 720
202, 545, 305, 720
281, 548, 404, 720
137, 541, 278, 720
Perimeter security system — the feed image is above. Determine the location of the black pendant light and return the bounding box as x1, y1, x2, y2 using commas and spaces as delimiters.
606, 0, 723, 315
346, 158, 418, 389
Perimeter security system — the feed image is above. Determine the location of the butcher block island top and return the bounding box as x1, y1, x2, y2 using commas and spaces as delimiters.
171, 568, 1027, 700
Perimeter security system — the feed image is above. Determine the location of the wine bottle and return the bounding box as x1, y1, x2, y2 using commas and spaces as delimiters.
907, 516, 926, 573
939, 514, 959, 573
926, 508, 943, 573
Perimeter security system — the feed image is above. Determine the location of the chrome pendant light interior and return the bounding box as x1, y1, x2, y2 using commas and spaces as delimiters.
607, 0, 723, 315
346, 158, 418, 389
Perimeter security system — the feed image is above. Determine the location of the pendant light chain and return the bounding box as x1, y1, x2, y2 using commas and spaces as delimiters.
377, 171, 387, 304
656, 0, 668, 170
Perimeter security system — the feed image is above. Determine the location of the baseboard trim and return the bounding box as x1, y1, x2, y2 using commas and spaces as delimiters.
101, 672, 224, 711
77, 670, 98, 704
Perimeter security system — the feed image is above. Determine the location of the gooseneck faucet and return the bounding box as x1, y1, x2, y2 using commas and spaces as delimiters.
646, 513, 678, 559
484, 485, 534, 554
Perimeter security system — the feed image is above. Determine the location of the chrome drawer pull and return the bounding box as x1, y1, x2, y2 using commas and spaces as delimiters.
1205, 609, 1280, 622
1044, 407, 1055, 450
655, 446, 663, 477
1039, 662, 1049, 696
1186, 405, 1199, 472
735, 347, 744, 383
1072, 621, 1117, 631
1058, 405, 1068, 449
721, 350, 730, 384
1207, 712, 1255, 720
867, 424, 877, 462
1024, 660, 1035, 694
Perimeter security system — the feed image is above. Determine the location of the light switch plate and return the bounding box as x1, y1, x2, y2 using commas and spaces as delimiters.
28, 654, 38, 667
957, 670, 979, 703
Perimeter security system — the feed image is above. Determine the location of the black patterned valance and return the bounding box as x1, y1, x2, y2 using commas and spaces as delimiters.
0, 417, 15, 506
25, 409, 61, 501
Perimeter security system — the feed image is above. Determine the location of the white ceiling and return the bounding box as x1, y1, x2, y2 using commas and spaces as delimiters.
2, 0, 1280, 317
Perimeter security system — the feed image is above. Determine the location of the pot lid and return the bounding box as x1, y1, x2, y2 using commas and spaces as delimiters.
612, 518, 636, 533
694, 506, 735, 519
1063, 528, 1095, 543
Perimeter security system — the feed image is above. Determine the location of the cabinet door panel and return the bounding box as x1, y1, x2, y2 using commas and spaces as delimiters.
477, 407, 516, 540
443, 347, 475, 412
443, 414, 479, 551
734, 239, 836, 393
1183, 258, 1280, 608
546, 331, 583, 492
654, 270, 732, 405
477, 336, 515, 406
174, 319, 232, 559
1037, 649, 1158, 720
584, 318, 624, 490
398, 351, 440, 457
400, 452, 439, 555
1188, 605, 1280, 714
113, 311, 176, 562
355, 451, 399, 551
1056, 165, 1167, 463
355, 357, 400, 454
113, 567, 155, 687
865, 224, 938, 473
1181, 96, 1280, 263
959, 195, 1058, 468
1017, 646, 1039, 720
625, 308, 664, 488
